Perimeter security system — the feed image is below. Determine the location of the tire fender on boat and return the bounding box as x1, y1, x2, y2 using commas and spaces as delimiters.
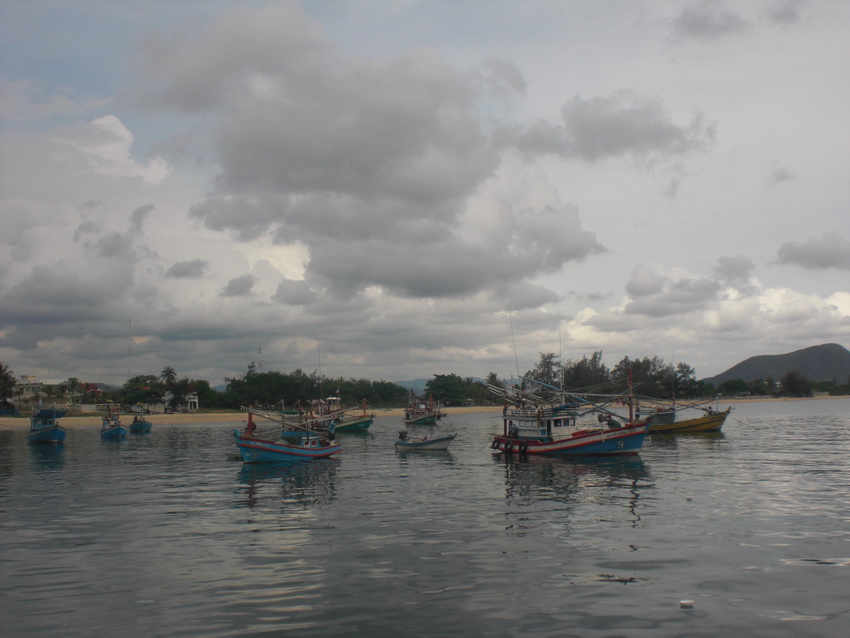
491, 439, 499, 449
519, 441, 528, 454
505, 441, 513, 453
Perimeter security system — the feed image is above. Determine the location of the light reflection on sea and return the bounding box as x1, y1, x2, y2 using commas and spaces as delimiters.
0, 399, 849, 636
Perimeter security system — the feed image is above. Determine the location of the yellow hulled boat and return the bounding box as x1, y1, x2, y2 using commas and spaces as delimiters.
647, 407, 731, 434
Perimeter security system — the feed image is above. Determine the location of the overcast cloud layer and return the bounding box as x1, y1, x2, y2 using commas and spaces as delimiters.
1, 0, 848, 386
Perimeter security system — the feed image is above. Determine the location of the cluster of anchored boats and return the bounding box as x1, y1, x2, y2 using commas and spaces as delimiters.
26, 405, 153, 443
230, 379, 729, 463
487, 377, 730, 457
26, 379, 731, 462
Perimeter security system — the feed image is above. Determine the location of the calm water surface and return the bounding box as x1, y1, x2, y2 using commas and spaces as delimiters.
1, 399, 849, 637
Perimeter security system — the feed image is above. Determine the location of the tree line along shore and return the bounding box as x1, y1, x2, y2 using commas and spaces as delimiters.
3, 395, 848, 432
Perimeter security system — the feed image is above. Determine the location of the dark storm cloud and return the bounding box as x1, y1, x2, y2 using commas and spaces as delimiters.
221, 273, 256, 297
766, 0, 806, 25
671, 1, 751, 41
776, 232, 850, 270
94, 231, 134, 259
165, 259, 208, 279
0, 264, 128, 350
713, 254, 759, 296
624, 266, 721, 318
506, 91, 716, 162
713, 254, 755, 284
272, 278, 318, 306
625, 265, 665, 297
130, 204, 155, 233
131, 2, 330, 113
132, 3, 605, 302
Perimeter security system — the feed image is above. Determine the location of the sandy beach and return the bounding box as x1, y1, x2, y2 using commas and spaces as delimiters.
3, 395, 847, 431
0, 405, 507, 431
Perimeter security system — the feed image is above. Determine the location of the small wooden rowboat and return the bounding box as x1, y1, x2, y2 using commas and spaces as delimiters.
394, 431, 456, 451
646, 407, 731, 434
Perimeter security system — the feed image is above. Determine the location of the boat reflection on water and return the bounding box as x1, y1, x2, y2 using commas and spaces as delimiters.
497, 454, 652, 529
29, 442, 66, 471
237, 458, 340, 510
646, 430, 727, 451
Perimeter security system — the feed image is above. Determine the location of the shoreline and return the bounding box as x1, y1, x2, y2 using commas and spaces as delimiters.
1, 395, 846, 431
0, 405, 505, 430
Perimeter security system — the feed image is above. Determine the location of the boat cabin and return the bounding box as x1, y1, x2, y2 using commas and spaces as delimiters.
504, 406, 580, 440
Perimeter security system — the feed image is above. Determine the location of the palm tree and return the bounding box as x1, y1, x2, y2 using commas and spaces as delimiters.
161, 366, 178, 409
161, 366, 177, 387
0, 361, 15, 401
66, 377, 80, 404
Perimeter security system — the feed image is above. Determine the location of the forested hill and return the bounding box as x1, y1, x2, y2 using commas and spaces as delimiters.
703, 343, 850, 385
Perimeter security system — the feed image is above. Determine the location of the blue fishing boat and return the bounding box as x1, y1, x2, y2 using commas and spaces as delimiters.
488, 375, 649, 456
129, 416, 152, 433
129, 407, 153, 434
27, 408, 67, 444
100, 408, 127, 440
234, 411, 342, 463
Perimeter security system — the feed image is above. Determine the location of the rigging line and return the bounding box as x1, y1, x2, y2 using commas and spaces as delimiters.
559, 329, 563, 392
508, 308, 520, 380
317, 339, 323, 401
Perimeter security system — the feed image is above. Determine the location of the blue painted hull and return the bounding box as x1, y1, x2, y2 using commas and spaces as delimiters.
27, 425, 67, 444
493, 422, 648, 456
101, 426, 127, 440
129, 419, 152, 433
404, 414, 437, 425
235, 430, 342, 462
335, 415, 374, 432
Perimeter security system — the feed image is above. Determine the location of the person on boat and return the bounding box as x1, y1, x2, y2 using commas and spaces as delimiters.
328, 419, 336, 442
508, 420, 518, 438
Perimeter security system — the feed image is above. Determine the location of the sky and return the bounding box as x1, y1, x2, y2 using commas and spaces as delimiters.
1, 0, 849, 388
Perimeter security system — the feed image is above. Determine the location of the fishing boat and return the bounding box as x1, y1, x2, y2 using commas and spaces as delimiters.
129, 415, 152, 433
129, 407, 153, 433
325, 397, 375, 433
487, 377, 649, 456
644, 406, 731, 434
395, 430, 456, 451
27, 408, 67, 444
100, 407, 127, 440
233, 411, 342, 463
291, 394, 375, 434
403, 394, 440, 425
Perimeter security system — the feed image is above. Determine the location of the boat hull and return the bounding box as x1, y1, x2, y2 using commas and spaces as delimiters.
101, 426, 127, 440
404, 414, 437, 425
492, 422, 648, 456
129, 419, 152, 433
335, 415, 374, 432
649, 409, 730, 434
27, 425, 67, 444
235, 430, 342, 462
395, 435, 456, 451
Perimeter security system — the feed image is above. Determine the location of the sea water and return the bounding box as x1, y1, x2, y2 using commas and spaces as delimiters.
1, 399, 849, 637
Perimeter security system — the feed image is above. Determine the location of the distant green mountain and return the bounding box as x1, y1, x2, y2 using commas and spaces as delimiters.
702, 343, 850, 385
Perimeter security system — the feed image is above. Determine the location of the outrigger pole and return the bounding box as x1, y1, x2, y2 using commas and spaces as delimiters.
518, 376, 635, 421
